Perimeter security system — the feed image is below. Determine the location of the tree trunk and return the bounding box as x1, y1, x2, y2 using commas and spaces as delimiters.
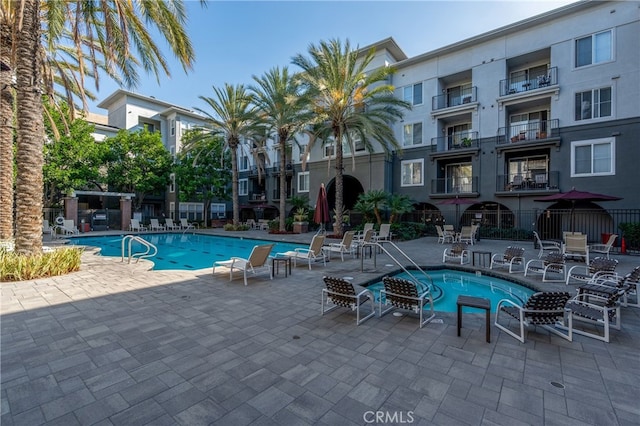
279, 132, 287, 232
14, 0, 44, 254
334, 128, 344, 236
229, 140, 240, 226
0, 24, 15, 240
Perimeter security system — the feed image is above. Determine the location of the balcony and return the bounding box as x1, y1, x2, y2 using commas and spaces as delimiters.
272, 188, 292, 201
430, 177, 479, 196
495, 171, 560, 195
496, 119, 560, 146
499, 67, 558, 97
270, 162, 294, 176
430, 132, 479, 152
432, 87, 477, 111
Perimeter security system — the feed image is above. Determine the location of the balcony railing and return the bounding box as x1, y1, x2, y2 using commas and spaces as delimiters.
431, 176, 478, 195
248, 192, 267, 202
272, 188, 292, 200
496, 119, 559, 145
500, 67, 558, 97
496, 171, 559, 192
432, 87, 477, 111
430, 131, 479, 152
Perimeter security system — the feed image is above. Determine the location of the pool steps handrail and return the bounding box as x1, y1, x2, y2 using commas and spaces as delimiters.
121, 235, 157, 264
361, 240, 434, 293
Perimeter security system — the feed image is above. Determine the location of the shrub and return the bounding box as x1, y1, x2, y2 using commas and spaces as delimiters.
0, 247, 83, 282
619, 222, 640, 249
223, 224, 249, 231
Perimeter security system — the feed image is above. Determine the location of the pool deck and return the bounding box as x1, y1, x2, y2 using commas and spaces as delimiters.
2, 229, 639, 425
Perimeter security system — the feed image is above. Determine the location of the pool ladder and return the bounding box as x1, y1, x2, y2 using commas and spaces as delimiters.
121, 235, 157, 264
360, 241, 434, 293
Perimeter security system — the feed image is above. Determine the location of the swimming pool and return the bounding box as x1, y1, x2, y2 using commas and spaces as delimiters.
68, 234, 305, 271
365, 269, 534, 313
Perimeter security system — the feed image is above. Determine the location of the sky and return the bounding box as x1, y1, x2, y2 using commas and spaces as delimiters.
87, 0, 579, 114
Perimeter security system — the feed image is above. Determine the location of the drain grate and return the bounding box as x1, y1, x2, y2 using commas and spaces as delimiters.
550, 381, 565, 389
292, 335, 300, 340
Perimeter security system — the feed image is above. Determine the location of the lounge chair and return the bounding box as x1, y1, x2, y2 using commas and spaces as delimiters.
524, 252, 566, 282
563, 234, 589, 264
129, 218, 147, 232
458, 226, 476, 245
321, 276, 375, 325
563, 287, 624, 342
43, 219, 58, 238
533, 231, 561, 259
60, 220, 79, 235
164, 218, 180, 230
494, 292, 572, 343
566, 257, 618, 286
354, 223, 374, 243
278, 235, 326, 270
180, 218, 198, 230
324, 231, 355, 261
213, 244, 274, 286
490, 246, 525, 273
589, 234, 617, 259
442, 243, 470, 265
149, 218, 165, 231
379, 276, 435, 328
576, 267, 640, 308
436, 225, 454, 244
374, 224, 393, 244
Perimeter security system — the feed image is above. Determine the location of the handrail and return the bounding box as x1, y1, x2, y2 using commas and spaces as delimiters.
360, 241, 434, 293
121, 235, 157, 264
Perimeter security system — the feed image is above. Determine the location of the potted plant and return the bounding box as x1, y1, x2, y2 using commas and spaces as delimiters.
293, 208, 308, 233
461, 137, 472, 147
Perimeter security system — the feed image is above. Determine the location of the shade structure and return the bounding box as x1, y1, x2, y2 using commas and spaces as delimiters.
535, 188, 622, 231
313, 183, 330, 231
438, 197, 476, 226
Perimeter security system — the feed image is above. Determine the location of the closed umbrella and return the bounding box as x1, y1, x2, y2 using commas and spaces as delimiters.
313, 183, 330, 234
438, 196, 476, 227
535, 187, 622, 231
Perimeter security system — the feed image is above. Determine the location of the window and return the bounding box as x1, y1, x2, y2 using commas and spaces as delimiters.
343, 133, 366, 155
169, 202, 175, 219
169, 173, 175, 193
297, 172, 309, 193
445, 163, 473, 193
403, 82, 423, 105
170, 119, 175, 136
210, 203, 226, 219
179, 202, 204, 221
571, 138, 615, 177
238, 179, 248, 196
403, 122, 423, 146
239, 155, 249, 171
575, 30, 612, 67
575, 87, 611, 121
299, 144, 308, 161
401, 159, 423, 187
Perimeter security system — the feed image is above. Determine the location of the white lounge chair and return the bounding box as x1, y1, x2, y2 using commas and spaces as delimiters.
324, 231, 355, 261
213, 244, 274, 286
60, 220, 79, 235
490, 246, 525, 273
129, 219, 147, 232
164, 218, 180, 230
533, 231, 561, 259
180, 218, 198, 230
563, 234, 589, 264
374, 224, 393, 244
442, 243, 470, 265
436, 225, 454, 244
279, 235, 326, 270
589, 234, 617, 259
149, 219, 165, 231
43, 219, 58, 238
379, 276, 435, 328
524, 252, 566, 282
321, 276, 375, 325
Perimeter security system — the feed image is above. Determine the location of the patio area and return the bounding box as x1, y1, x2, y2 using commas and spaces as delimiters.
2, 229, 639, 425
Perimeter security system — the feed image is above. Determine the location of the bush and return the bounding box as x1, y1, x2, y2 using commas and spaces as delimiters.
619, 222, 640, 249
389, 222, 428, 241
0, 247, 83, 282
223, 224, 249, 231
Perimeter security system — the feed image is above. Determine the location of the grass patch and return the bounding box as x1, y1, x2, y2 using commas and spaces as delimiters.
0, 247, 83, 282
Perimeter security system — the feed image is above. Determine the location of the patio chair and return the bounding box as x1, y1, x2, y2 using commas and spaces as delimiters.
563, 234, 589, 264
212, 244, 274, 286
589, 234, 617, 259
354, 223, 374, 242
149, 218, 166, 231
563, 288, 624, 343
379, 276, 435, 328
180, 218, 198, 230
442, 243, 470, 265
164, 218, 181, 230
458, 226, 475, 245
436, 225, 454, 244
577, 265, 640, 308
566, 257, 618, 286
490, 246, 526, 273
324, 231, 355, 261
354, 228, 375, 258
533, 231, 562, 259
374, 224, 393, 244
278, 235, 326, 270
60, 220, 79, 235
129, 218, 147, 232
494, 292, 572, 343
321, 276, 375, 325
43, 219, 58, 238
524, 252, 566, 282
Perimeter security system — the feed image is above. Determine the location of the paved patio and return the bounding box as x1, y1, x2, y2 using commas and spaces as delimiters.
2, 229, 639, 425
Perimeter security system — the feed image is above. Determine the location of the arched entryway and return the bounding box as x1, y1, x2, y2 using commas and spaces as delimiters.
536, 200, 615, 240
325, 175, 365, 212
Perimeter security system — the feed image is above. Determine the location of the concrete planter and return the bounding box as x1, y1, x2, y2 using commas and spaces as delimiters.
293, 222, 308, 233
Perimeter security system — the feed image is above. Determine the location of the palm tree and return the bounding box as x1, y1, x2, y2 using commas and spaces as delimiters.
194, 84, 260, 226
387, 194, 414, 224
2, 0, 199, 254
292, 38, 410, 235
250, 66, 313, 231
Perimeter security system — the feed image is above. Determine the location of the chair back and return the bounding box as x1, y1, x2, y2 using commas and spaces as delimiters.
564, 235, 587, 253
460, 226, 472, 238
309, 235, 325, 255
180, 218, 190, 228
63, 220, 75, 230
436, 225, 445, 237
503, 246, 525, 261
588, 257, 618, 274
248, 244, 274, 267
382, 276, 421, 310
323, 276, 357, 307
533, 231, 543, 247
603, 234, 618, 248
523, 292, 571, 324
450, 243, 468, 255
361, 229, 374, 243
150, 218, 161, 228
543, 253, 565, 272
131, 219, 140, 228
166, 218, 176, 228
443, 224, 454, 232
378, 224, 391, 239
563, 232, 583, 243
341, 231, 354, 248
362, 223, 374, 234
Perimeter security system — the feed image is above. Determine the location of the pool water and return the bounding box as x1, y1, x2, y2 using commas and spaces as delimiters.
365, 269, 534, 313
68, 234, 305, 271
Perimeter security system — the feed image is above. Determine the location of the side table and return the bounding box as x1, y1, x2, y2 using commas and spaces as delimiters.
472, 250, 492, 268
457, 295, 491, 343
271, 255, 292, 277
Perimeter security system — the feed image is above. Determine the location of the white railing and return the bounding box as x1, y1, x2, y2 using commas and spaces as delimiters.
121, 235, 157, 264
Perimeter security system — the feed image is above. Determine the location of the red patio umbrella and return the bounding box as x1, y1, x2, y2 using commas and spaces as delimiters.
535, 187, 622, 231
313, 183, 330, 233
438, 196, 476, 226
